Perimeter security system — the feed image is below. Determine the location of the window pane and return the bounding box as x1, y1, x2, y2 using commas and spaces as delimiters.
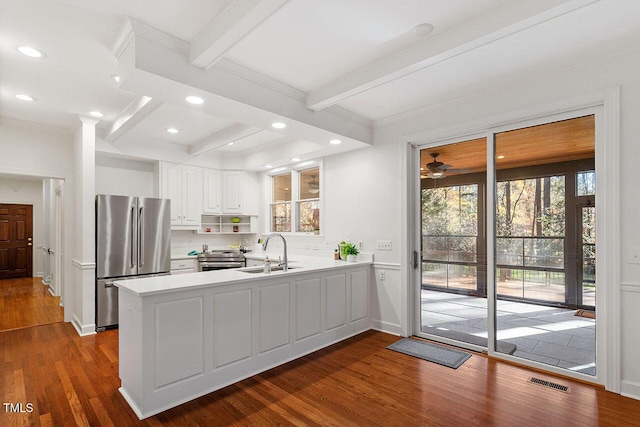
422, 185, 478, 236
447, 265, 477, 291
577, 171, 595, 196
271, 203, 291, 232
422, 262, 447, 288
449, 236, 477, 263
422, 236, 448, 261
523, 270, 565, 302
297, 200, 320, 234
273, 173, 291, 202
496, 237, 523, 266
496, 176, 565, 237
299, 167, 320, 200
523, 238, 564, 268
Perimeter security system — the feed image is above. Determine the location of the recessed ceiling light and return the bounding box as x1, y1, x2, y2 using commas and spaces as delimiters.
186, 95, 204, 105
15, 94, 35, 101
88, 111, 104, 118
111, 74, 120, 83
265, 164, 273, 169
17, 46, 45, 58
166, 128, 179, 134
227, 142, 234, 146
298, 161, 314, 167
271, 167, 286, 172
271, 122, 286, 129
291, 157, 301, 162
329, 139, 342, 145
497, 155, 505, 159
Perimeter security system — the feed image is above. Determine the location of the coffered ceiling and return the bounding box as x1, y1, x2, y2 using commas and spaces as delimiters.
1, 0, 639, 171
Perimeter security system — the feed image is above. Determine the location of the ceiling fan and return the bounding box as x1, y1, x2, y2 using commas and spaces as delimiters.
424, 153, 471, 179
308, 175, 319, 194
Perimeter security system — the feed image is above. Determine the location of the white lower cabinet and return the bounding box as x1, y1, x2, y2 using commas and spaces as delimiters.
170, 259, 196, 275
117, 264, 371, 419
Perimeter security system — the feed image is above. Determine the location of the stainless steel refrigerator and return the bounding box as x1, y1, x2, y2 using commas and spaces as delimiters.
95, 195, 171, 331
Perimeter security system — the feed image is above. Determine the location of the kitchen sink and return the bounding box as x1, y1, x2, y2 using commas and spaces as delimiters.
238, 265, 300, 274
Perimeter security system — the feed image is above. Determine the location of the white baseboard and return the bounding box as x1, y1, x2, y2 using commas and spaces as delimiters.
71, 314, 96, 336
370, 320, 403, 336
621, 380, 640, 401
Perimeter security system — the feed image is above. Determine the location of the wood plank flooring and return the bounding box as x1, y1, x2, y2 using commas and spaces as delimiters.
2, 324, 640, 426
0, 278, 63, 332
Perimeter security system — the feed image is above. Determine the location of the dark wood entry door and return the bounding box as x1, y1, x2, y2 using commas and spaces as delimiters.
0, 204, 33, 279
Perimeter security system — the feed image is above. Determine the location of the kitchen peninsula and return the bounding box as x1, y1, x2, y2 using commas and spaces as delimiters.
115, 257, 372, 419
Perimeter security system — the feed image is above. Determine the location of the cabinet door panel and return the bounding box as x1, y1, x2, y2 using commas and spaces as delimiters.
182, 167, 202, 226
222, 172, 242, 214
203, 169, 221, 214
161, 164, 181, 225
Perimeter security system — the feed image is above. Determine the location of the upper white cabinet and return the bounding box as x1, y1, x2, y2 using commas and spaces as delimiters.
203, 169, 244, 214
222, 171, 243, 214
203, 169, 222, 214
160, 163, 202, 229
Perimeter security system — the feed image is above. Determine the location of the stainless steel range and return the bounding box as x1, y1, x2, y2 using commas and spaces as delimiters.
197, 250, 246, 271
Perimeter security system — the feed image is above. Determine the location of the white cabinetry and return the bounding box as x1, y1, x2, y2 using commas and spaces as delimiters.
117, 264, 371, 419
170, 258, 196, 275
203, 169, 221, 214
203, 169, 244, 214
160, 163, 202, 229
222, 171, 243, 214
199, 214, 257, 234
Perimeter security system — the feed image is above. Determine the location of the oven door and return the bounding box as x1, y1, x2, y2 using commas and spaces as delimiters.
199, 261, 245, 271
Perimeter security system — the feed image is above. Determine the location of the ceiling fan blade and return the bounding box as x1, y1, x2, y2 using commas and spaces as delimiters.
444, 168, 472, 173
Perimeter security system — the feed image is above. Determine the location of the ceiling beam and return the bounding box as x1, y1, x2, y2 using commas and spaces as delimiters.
190, 0, 291, 70
105, 95, 162, 143
115, 21, 372, 147
305, 0, 598, 111
189, 124, 261, 156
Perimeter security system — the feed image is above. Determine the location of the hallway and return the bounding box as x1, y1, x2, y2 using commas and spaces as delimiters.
0, 277, 63, 332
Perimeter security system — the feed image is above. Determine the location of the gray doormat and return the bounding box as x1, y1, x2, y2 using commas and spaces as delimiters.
387, 338, 471, 369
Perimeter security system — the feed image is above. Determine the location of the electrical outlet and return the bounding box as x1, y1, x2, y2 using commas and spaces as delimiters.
358, 240, 363, 249
377, 240, 392, 251
379, 271, 386, 281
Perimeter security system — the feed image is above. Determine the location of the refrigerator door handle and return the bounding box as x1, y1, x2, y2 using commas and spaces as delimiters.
104, 281, 117, 288
130, 206, 136, 269
139, 206, 144, 267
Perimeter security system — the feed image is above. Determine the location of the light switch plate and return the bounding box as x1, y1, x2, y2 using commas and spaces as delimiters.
377, 240, 392, 251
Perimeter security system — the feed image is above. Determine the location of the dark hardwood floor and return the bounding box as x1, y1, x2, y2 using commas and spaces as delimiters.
0, 277, 63, 332
2, 322, 640, 426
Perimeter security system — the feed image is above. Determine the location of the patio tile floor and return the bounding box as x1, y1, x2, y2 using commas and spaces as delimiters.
421, 290, 596, 376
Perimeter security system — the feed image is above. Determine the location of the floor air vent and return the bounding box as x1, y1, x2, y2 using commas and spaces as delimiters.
528, 377, 570, 393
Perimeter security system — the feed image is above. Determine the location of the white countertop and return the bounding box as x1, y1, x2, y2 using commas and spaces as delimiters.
116, 256, 372, 297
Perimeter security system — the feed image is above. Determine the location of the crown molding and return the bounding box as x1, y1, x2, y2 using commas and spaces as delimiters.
109, 17, 190, 59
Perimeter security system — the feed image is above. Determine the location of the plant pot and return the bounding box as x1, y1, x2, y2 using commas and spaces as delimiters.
346, 254, 357, 262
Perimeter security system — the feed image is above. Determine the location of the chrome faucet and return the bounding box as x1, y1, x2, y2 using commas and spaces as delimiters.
262, 233, 288, 271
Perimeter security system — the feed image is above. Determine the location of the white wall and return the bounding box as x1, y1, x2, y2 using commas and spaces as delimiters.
341, 47, 640, 397
0, 176, 45, 277
0, 118, 73, 178
95, 156, 155, 197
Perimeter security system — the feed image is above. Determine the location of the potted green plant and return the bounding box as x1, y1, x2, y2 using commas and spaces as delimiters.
340, 241, 359, 262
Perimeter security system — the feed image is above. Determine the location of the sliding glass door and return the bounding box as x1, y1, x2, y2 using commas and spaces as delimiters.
418, 138, 488, 350
416, 113, 598, 378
